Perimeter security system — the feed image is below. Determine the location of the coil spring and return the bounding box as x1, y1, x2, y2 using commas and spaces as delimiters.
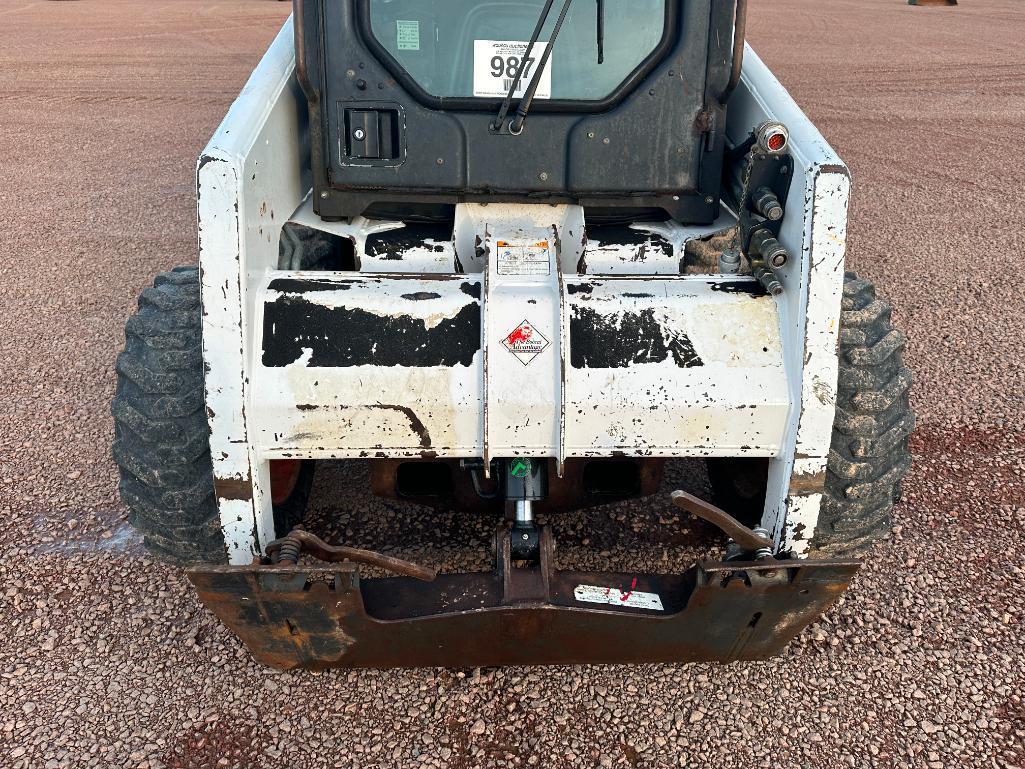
751, 527, 773, 561
273, 536, 302, 565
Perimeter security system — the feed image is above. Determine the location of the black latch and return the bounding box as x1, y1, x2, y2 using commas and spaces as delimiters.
344, 107, 400, 160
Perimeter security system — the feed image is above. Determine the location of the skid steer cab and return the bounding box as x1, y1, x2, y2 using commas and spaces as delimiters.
112, 0, 913, 669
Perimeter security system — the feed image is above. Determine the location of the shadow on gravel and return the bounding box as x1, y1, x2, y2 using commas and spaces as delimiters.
300, 458, 727, 577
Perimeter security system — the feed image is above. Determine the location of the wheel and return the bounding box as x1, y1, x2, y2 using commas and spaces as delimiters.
815, 272, 914, 554
706, 272, 914, 554
112, 266, 314, 563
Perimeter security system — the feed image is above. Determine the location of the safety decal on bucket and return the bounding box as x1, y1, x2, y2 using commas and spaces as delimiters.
502, 320, 550, 366
496, 240, 552, 276
574, 582, 665, 611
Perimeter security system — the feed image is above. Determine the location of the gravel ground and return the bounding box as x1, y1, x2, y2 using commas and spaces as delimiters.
1, 0, 1023, 767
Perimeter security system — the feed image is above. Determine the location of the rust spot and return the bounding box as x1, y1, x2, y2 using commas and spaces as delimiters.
214, 475, 254, 502
789, 470, 826, 495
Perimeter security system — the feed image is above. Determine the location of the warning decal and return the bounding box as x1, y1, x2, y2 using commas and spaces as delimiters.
574, 583, 664, 611
502, 320, 550, 366
496, 240, 552, 276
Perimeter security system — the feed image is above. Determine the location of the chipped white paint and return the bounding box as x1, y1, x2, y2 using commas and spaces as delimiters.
246, 269, 788, 460
198, 19, 306, 563
580, 213, 738, 276
563, 277, 788, 456
781, 493, 823, 558
200, 32, 848, 562
726, 46, 851, 555
287, 199, 457, 272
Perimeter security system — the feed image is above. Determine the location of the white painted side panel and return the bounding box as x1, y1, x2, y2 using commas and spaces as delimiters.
795, 173, 849, 457
198, 155, 253, 562
199, 19, 307, 563
727, 46, 851, 554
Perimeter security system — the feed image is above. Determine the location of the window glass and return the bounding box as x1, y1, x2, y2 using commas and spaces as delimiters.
368, 0, 668, 101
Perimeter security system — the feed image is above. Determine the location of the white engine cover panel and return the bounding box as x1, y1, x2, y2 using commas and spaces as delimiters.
564, 278, 788, 456
249, 271, 788, 461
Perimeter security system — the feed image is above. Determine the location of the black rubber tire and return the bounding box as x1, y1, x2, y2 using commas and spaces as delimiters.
814, 272, 914, 554
112, 266, 314, 563
706, 272, 914, 554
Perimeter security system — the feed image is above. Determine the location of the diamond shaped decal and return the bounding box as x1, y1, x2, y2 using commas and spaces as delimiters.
501, 319, 550, 366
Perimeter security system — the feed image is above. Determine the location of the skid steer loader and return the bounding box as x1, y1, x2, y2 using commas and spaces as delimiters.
112, 0, 913, 669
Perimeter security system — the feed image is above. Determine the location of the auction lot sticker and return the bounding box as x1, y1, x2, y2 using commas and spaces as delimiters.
473, 40, 552, 99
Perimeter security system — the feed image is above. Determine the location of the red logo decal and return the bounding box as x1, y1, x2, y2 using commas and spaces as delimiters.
506, 325, 533, 345
502, 319, 550, 366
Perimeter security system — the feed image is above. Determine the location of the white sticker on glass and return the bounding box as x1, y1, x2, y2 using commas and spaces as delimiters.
473, 40, 552, 99
396, 20, 420, 51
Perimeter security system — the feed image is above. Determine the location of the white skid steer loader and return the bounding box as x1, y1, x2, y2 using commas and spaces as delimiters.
112, 0, 913, 669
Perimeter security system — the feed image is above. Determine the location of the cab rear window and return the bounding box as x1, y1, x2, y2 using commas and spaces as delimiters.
366, 0, 669, 102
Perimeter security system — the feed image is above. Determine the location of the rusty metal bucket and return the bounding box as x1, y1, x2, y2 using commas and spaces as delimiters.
187, 527, 858, 670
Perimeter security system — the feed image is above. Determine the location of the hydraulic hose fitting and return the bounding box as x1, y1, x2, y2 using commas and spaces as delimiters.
750, 229, 790, 269
751, 261, 784, 296
718, 248, 742, 274
752, 186, 784, 221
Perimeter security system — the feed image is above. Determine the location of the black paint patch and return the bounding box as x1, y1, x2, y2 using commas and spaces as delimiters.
570, 306, 703, 369
710, 279, 767, 296
585, 225, 674, 262
269, 278, 353, 293
567, 282, 593, 295
459, 281, 482, 299
263, 296, 480, 367
401, 292, 441, 301
364, 224, 453, 260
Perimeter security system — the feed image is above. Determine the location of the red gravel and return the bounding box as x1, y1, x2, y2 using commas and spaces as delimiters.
0, 1, 1023, 768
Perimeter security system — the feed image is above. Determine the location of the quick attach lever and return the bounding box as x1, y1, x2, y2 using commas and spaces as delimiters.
670, 490, 774, 560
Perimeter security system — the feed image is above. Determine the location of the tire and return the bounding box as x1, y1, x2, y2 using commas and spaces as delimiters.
112, 266, 314, 563
706, 272, 914, 555
814, 272, 914, 554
